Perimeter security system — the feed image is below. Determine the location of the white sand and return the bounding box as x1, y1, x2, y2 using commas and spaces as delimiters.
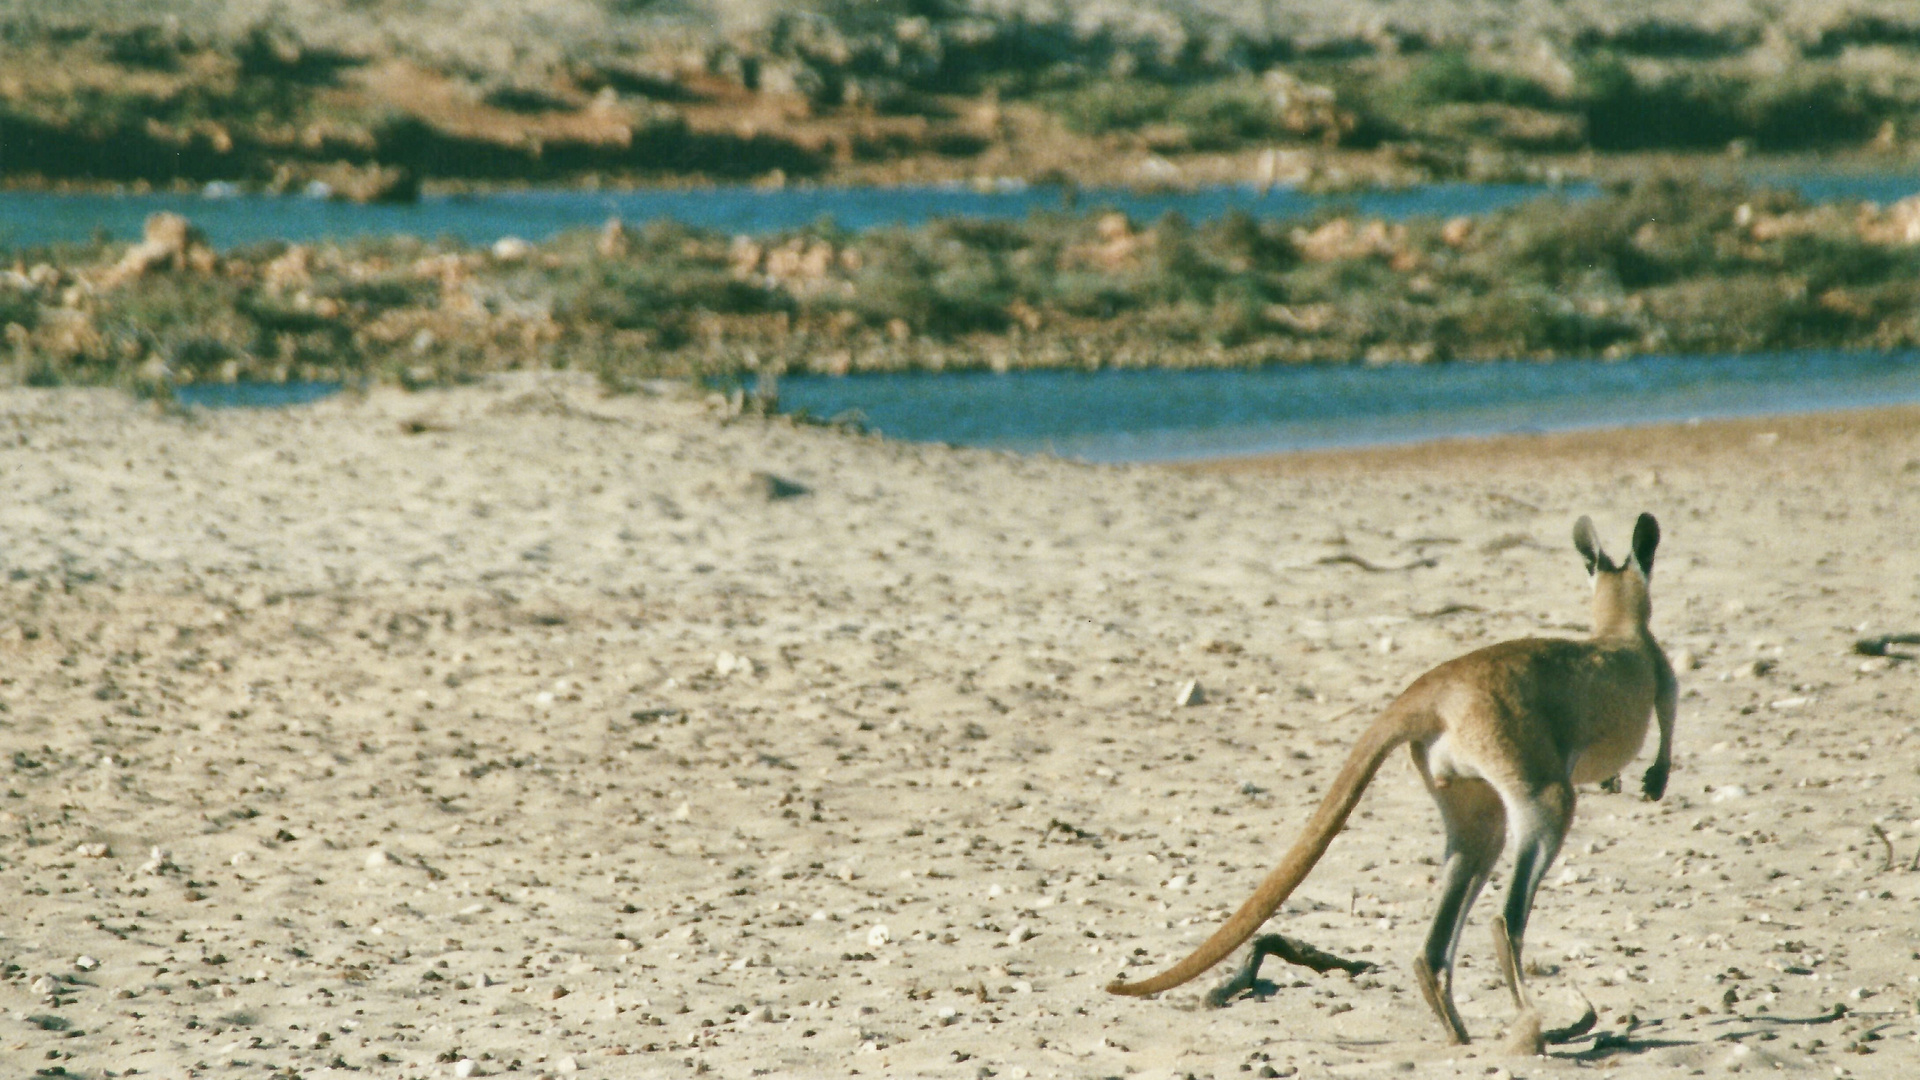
1, 374, 1917, 1079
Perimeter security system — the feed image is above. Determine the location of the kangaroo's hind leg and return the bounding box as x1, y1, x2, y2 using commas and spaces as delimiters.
1489, 779, 1575, 1051
1411, 771, 1506, 1045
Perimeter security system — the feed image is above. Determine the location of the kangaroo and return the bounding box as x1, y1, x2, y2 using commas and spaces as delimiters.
1107, 514, 1676, 1047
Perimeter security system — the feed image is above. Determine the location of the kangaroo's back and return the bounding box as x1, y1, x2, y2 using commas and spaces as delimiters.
1441, 636, 1660, 784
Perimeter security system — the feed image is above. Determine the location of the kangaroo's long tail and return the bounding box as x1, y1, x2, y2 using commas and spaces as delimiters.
1105, 707, 1418, 997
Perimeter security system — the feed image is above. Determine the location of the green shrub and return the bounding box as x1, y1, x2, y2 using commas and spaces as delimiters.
561, 262, 780, 331
1480, 179, 1743, 288
1578, 58, 1889, 151
1043, 76, 1288, 148
1404, 50, 1554, 109
1440, 288, 1635, 356
0, 286, 37, 330
838, 232, 1012, 335
1166, 79, 1285, 148
1046, 78, 1177, 134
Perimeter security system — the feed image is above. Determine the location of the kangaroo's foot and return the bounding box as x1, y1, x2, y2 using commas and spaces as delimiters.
1489, 914, 1532, 1012
1412, 955, 1470, 1045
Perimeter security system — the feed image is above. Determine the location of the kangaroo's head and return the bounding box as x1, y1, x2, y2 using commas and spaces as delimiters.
1572, 513, 1658, 636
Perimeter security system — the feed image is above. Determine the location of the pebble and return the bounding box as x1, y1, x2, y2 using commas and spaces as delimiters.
74, 842, 110, 858
74, 956, 98, 971
554, 1055, 580, 1073
453, 1060, 479, 1078
867, 925, 890, 948
366, 848, 402, 869
1174, 679, 1204, 707
1007, 925, 1034, 946
30, 975, 59, 995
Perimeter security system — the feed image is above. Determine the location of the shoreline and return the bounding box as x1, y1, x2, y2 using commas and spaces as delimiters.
1185, 400, 1920, 474
1, 147, 1915, 209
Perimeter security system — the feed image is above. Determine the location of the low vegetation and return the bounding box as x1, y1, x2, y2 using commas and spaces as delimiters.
6, 4, 1920, 192
7, 179, 1920, 389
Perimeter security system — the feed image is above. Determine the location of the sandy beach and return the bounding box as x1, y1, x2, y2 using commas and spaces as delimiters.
1, 375, 1917, 1079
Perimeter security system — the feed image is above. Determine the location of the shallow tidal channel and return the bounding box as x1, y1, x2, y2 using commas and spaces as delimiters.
768, 349, 1920, 462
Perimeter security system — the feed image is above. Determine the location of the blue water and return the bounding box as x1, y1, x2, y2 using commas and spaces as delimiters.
152, 351, 1920, 460
770, 350, 1920, 462
6, 170, 1920, 252
0, 181, 1592, 250
172, 381, 343, 409
1750, 171, 1920, 207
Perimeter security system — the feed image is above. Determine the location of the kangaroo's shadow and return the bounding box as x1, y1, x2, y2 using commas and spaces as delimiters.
1551, 1004, 1856, 1065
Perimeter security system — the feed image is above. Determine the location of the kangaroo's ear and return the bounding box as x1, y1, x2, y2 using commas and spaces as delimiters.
1631, 513, 1660, 576
1572, 515, 1608, 575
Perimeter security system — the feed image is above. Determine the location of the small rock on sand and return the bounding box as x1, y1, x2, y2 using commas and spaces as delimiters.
744, 470, 809, 500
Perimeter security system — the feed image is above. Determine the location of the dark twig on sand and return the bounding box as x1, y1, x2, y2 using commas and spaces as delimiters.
1414, 602, 1484, 619
1870, 823, 1896, 873
1205, 933, 1379, 1008
1039, 818, 1101, 846
1316, 553, 1440, 573
1544, 990, 1599, 1044
1854, 633, 1920, 659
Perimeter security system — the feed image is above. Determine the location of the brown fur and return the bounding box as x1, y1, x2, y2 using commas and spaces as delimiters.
1106, 514, 1677, 1046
